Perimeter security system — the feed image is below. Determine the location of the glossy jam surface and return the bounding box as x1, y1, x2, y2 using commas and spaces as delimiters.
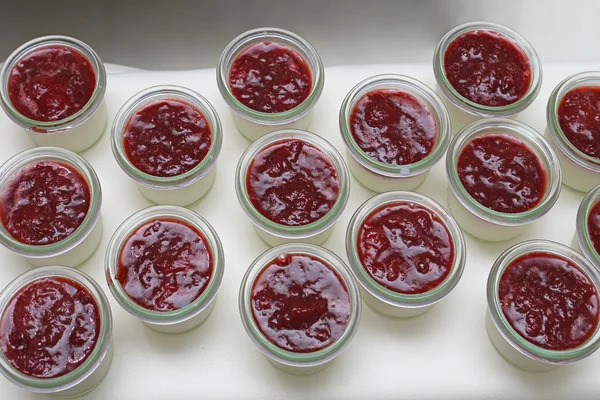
357, 202, 454, 294
587, 201, 600, 256
499, 252, 599, 351
350, 89, 437, 165
123, 99, 212, 177
8, 46, 96, 122
0, 277, 100, 378
558, 86, 600, 159
117, 218, 213, 311
229, 42, 312, 113
443, 30, 531, 107
251, 254, 350, 353
457, 134, 546, 213
0, 161, 90, 245
246, 139, 339, 226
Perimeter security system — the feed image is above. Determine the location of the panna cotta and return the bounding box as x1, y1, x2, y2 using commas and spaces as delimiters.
218, 28, 324, 141
0, 36, 107, 153
339, 74, 451, 192
111, 85, 222, 206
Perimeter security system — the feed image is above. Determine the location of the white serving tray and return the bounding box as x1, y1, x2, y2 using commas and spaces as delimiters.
1, 62, 599, 400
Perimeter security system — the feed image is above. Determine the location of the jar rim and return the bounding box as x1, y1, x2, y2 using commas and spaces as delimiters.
487, 239, 600, 364
339, 74, 452, 177
346, 191, 466, 307
105, 205, 224, 325
110, 85, 223, 189
546, 71, 600, 171
0, 266, 112, 392
0, 35, 107, 132
0, 147, 102, 258
433, 21, 542, 117
238, 243, 361, 366
576, 183, 600, 266
445, 118, 562, 226
235, 129, 350, 238
216, 27, 324, 125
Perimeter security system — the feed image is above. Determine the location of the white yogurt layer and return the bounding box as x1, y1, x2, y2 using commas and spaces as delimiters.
346, 152, 428, 192
26, 99, 107, 154
230, 109, 314, 142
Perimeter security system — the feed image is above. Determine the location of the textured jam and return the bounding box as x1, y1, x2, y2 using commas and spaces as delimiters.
443, 30, 531, 106
357, 202, 454, 294
8, 46, 96, 122
350, 89, 437, 165
558, 86, 600, 159
229, 42, 312, 113
587, 201, 600, 256
0, 277, 100, 378
499, 252, 599, 350
0, 161, 90, 245
123, 99, 212, 177
457, 134, 546, 213
246, 139, 339, 226
251, 254, 350, 352
117, 218, 213, 311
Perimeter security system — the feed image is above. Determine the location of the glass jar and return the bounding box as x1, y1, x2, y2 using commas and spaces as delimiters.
486, 240, 600, 372
0, 147, 103, 267
345, 191, 466, 317
446, 119, 561, 242
111, 85, 222, 206
0, 35, 107, 153
217, 27, 324, 142
339, 74, 451, 192
573, 183, 600, 267
546, 72, 600, 192
433, 22, 542, 132
235, 129, 350, 247
238, 243, 361, 374
105, 205, 224, 334
0, 266, 113, 397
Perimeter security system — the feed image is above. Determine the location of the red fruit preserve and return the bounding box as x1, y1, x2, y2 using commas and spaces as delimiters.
587, 201, 600, 256
0, 277, 100, 378
8, 46, 96, 122
350, 89, 437, 165
357, 202, 454, 294
558, 86, 600, 159
0, 161, 90, 245
117, 218, 213, 311
457, 134, 546, 213
443, 30, 531, 107
123, 99, 212, 177
246, 139, 339, 226
499, 252, 599, 350
229, 42, 312, 113
251, 254, 350, 352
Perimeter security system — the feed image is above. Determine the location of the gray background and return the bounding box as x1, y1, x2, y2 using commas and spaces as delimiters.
1, 0, 599, 70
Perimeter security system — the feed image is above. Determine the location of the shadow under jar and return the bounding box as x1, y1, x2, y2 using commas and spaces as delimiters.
573, 183, 600, 268
217, 27, 324, 142
0, 36, 107, 153
346, 191, 466, 317
546, 72, 600, 192
446, 119, 561, 242
433, 21, 542, 132
339, 74, 451, 192
105, 205, 224, 334
0, 266, 113, 398
239, 243, 361, 374
486, 240, 600, 372
111, 85, 222, 206
235, 129, 350, 247
0, 147, 103, 267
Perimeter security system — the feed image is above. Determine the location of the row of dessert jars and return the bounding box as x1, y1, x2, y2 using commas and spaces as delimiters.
0, 36, 108, 153
486, 239, 600, 372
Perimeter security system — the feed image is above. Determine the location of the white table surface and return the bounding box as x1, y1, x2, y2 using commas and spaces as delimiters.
1, 62, 600, 400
